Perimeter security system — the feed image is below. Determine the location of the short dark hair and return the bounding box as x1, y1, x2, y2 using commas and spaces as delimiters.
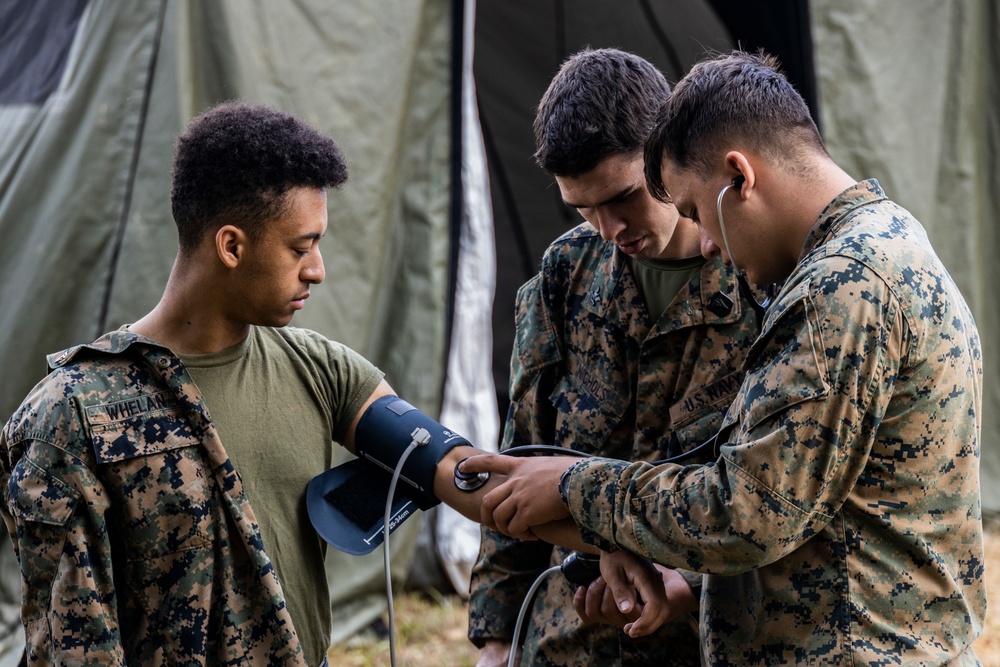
534, 48, 670, 177
644, 50, 827, 201
170, 101, 348, 252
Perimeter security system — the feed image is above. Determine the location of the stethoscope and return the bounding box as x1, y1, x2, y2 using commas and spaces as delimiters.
717, 175, 776, 328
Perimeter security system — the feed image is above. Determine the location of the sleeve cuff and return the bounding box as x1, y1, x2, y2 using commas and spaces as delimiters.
677, 568, 704, 592
562, 457, 632, 552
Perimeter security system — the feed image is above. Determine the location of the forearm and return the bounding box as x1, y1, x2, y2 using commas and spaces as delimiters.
434, 445, 595, 553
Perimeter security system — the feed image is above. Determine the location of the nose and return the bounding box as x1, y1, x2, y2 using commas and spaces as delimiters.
699, 228, 720, 261
593, 209, 626, 243
303, 248, 325, 285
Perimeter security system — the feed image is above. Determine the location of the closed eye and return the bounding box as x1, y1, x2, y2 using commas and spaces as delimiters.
680, 209, 699, 223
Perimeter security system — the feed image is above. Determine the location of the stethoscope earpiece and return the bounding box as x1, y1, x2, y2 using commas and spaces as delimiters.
716, 175, 774, 328
716, 180, 742, 275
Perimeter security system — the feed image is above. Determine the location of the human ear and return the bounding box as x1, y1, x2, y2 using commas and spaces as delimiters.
215, 225, 245, 269
724, 151, 754, 196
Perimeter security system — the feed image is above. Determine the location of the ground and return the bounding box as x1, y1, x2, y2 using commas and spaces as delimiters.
330, 522, 1000, 665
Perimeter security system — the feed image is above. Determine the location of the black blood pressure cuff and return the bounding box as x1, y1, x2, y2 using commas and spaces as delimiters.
307, 395, 471, 555
352, 395, 471, 509
307, 458, 418, 555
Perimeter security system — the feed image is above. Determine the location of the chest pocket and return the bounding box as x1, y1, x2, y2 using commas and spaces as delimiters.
548, 351, 629, 455
85, 396, 213, 558
510, 275, 562, 402
669, 370, 745, 432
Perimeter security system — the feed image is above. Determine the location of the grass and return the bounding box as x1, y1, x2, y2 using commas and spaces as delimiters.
330, 523, 1000, 665
327, 589, 479, 667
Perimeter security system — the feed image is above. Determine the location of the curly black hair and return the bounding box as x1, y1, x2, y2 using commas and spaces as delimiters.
170, 101, 348, 252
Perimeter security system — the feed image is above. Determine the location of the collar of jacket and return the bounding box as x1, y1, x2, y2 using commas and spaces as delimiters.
798, 179, 888, 265
583, 242, 748, 338
46, 328, 212, 422
47, 328, 168, 370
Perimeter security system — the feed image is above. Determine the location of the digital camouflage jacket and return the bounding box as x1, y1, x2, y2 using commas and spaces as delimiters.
564, 181, 986, 666
469, 223, 761, 666
0, 330, 305, 666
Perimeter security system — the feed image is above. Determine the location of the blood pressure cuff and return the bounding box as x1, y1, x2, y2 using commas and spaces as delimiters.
307, 458, 417, 555
307, 395, 471, 555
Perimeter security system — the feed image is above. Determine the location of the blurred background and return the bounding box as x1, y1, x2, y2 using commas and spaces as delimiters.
1, 0, 997, 662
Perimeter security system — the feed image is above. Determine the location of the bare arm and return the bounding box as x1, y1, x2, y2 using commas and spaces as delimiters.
340, 379, 397, 454
434, 445, 595, 553
341, 382, 594, 553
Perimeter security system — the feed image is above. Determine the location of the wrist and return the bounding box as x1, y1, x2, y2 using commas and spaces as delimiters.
558, 463, 573, 506
662, 567, 700, 617
434, 445, 479, 496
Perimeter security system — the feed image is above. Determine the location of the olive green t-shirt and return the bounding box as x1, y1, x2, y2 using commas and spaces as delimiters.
179, 325, 384, 667
629, 254, 706, 319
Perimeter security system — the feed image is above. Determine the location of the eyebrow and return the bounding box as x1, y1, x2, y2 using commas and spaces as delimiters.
667, 193, 696, 220
562, 183, 637, 210
294, 232, 323, 242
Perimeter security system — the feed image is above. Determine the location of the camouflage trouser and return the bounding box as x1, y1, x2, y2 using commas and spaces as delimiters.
517, 554, 701, 667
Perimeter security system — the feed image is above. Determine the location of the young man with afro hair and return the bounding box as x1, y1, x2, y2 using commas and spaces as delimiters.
0, 101, 535, 666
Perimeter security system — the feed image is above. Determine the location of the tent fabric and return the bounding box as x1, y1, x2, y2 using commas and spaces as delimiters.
810, 0, 1000, 514
0, 0, 472, 653
432, 0, 501, 597
0, 0, 89, 105
0, 0, 457, 461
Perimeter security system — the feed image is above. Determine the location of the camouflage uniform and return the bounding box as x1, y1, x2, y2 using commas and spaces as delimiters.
469, 223, 761, 666
0, 330, 308, 666
563, 181, 986, 665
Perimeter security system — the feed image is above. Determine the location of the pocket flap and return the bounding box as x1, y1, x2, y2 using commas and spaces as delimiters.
513, 276, 562, 374
85, 392, 196, 463
9, 457, 79, 526
742, 289, 829, 432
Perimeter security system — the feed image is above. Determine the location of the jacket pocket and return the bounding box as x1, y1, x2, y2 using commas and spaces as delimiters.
513, 276, 561, 373
8, 457, 80, 617
86, 405, 219, 661
85, 404, 213, 558
548, 356, 628, 454
740, 288, 829, 433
